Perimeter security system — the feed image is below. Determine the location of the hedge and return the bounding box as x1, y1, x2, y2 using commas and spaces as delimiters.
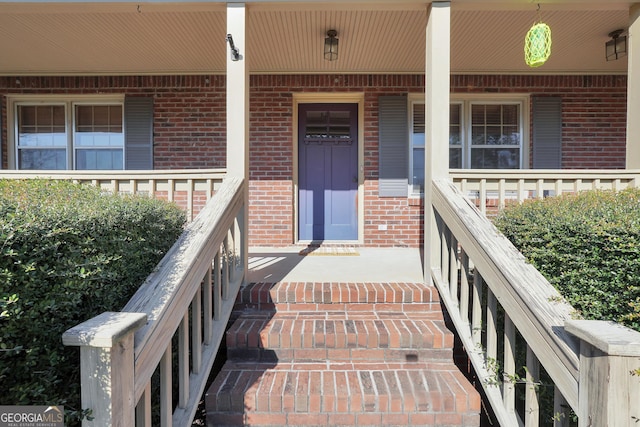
494, 188, 640, 332
0, 179, 186, 425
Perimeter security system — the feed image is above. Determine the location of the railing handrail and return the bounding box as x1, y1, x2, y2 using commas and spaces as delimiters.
124, 176, 245, 402
451, 168, 640, 179
63, 175, 246, 427
432, 178, 580, 409
0, 168, 226, 180
431, 174, 640, 425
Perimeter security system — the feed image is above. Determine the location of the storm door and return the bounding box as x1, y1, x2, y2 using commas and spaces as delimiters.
298, 103, 358, 241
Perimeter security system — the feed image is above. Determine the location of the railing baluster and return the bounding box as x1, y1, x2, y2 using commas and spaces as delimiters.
203, 265, 213, 344
553, 386, 570, 427
459, 249, 470, 322
525, 345, 540, 427
479, 178, 487, 215
471, 269, 483, 347
536, 178, 544, 199
168, 179, 175, 202
518, 178, 525, 203
187, 179, 194, 221
136, 382, 152, 427
498, 178, 506, 210
207, 178, 214, 200
214, 251, 222, 321
503, 313, 516, 416
449, 233, 458, 302
442, 227, 451, 287
222, 235, 230, 300
486, 289, 497, 363
179, 313, 189, 408
160, 346, 173, 427
192, 290, 202, 374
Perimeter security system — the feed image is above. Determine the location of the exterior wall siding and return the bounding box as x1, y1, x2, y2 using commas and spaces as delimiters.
0, 74, 628, 247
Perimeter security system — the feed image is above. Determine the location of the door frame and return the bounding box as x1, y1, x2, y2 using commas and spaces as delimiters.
293, 92, 365, 244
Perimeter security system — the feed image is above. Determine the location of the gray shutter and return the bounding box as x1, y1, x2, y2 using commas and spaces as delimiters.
378, 95, 408, 197
124, 96, 154, 170
532, 96, 562, 169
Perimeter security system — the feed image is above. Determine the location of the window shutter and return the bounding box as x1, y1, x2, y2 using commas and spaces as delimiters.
378, 95, 408, 197
532, 96, 562, 169
124, 96, 154, 170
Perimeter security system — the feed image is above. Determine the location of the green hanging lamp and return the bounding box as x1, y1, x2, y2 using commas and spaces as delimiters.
524, 5, 551, 67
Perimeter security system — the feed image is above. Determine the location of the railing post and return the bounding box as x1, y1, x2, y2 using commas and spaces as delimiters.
565, 320, 640, 427
62, 312, 147, 427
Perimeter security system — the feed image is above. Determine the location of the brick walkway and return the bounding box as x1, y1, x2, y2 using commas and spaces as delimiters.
206, 282, 480, 426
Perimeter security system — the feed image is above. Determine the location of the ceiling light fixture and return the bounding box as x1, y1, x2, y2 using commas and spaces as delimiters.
324, 30, 339, 61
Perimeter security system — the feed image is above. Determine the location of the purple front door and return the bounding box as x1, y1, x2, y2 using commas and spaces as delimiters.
298, 103, 358, 241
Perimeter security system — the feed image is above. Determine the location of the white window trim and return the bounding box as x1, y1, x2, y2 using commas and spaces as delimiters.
7, 94, 125, 170
408, 93, 530, 196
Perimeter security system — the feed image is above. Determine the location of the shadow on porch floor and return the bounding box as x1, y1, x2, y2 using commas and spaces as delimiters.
247, 246, 425, 283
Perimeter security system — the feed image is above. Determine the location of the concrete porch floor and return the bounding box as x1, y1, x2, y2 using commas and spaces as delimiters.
247, 246, 425, 283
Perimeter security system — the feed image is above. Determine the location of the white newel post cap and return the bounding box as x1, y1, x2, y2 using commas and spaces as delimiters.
565, 319, 640, 356
63, 312, 148, 348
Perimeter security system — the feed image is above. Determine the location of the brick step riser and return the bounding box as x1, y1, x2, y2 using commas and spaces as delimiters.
208, 412, 480, 427
209, 367, 479, 414
226, 318, 454, 353
227, 347, 454, 363
233, 302, 444, 314
235, 282, 441, 306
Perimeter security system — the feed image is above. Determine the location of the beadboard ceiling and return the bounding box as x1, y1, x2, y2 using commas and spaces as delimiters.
0, 1, 632, 76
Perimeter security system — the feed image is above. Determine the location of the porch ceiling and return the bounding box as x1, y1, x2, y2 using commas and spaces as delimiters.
0, 1, 631, 76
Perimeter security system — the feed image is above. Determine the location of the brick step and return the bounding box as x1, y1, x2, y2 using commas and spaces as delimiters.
207, 281, 481, 426
226, 311, 453, 362
234, 282, 440, 312
206, 362, 480, 427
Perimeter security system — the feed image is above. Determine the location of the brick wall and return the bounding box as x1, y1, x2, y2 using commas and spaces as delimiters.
452, 75, 628, 169
249, 75, 425, 247
0, 75, 227, 170
0, 74, 629, 247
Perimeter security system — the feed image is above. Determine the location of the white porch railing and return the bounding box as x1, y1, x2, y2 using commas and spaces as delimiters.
62, 177, 246, 427
0, 169, 226, 221
431, 177, 640, 426
451, 169, 640, 215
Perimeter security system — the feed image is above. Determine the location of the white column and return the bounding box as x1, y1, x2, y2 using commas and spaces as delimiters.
227, 3, 249, 179
424, 1, 451, 282
226, 3, 249, 278
627, 4, 640, 169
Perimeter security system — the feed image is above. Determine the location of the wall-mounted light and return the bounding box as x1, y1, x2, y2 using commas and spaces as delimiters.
324, 29, 338, 61
226, 34, 240, 61
606, 29, 627, 61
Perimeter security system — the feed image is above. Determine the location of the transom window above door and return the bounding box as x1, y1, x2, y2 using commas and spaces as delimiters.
13, 97, 126, 171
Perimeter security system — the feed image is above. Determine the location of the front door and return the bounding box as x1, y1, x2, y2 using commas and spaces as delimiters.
298, 103, 358, 241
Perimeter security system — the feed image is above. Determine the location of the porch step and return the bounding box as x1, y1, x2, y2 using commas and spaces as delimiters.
206, 282, 480, 427
233, 281, 442, 312
225, 311, 454, 363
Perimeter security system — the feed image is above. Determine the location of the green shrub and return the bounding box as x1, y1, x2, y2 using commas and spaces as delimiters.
494, 188, 640, 332
0, 179, 186, 425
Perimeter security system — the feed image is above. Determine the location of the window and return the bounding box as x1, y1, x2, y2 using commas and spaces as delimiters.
410, 96, 527, 194
13, 97, 125, 170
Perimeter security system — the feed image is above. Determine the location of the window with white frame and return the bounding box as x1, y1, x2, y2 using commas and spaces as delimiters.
14, 98, 124, 170
410, 97, 526, 194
